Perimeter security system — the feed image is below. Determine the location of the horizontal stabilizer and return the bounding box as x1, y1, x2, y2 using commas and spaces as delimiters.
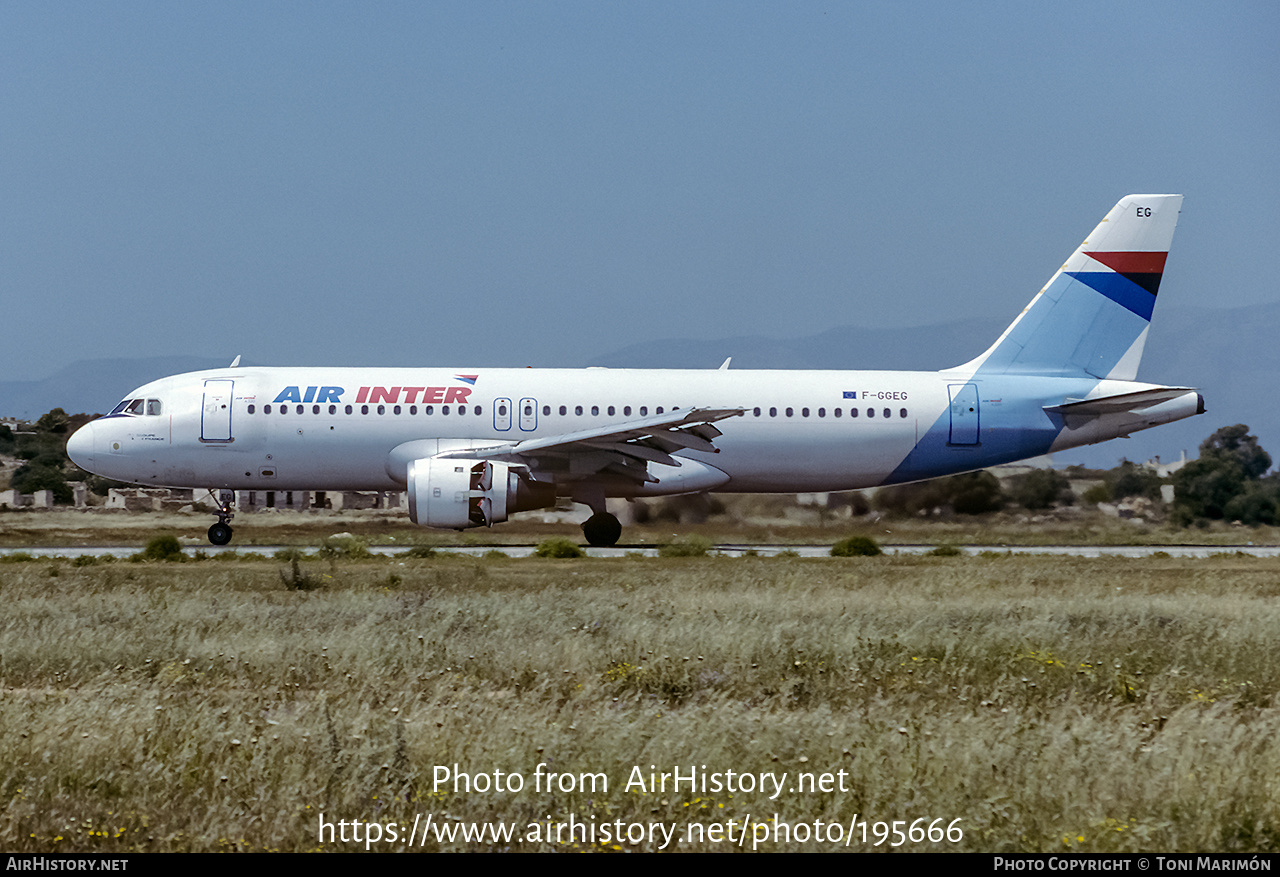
1045, 387, 1201, 429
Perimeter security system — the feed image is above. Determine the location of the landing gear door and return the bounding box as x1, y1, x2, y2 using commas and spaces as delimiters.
519, 397, 538, 431
201, 379, 234, 443
948, 383, 980, 446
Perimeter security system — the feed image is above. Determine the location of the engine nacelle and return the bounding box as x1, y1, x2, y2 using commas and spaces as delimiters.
406, 458, 555, 529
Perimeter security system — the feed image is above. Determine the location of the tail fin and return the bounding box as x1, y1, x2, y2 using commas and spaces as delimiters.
960, 194, 1183, 380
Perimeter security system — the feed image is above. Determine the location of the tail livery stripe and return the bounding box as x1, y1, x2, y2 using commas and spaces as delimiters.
1067, 249, 1170, 319
1084, 251, 1169, 276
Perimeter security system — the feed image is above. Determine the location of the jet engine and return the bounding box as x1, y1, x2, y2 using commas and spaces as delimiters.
406, 458, 555, 529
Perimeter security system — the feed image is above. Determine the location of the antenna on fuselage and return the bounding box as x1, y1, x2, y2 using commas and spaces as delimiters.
229, 355, 241, 368
718, 357, 731, 370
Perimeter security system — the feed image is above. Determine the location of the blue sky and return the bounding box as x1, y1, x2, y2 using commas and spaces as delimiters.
2, 2, 1277, 381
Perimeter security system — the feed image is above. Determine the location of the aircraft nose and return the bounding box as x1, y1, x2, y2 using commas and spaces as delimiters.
66, 421, 96, 470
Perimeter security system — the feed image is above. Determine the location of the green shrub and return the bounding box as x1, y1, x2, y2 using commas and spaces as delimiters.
830, 535, 883, 557
398, 546, 438, 559
658, 535, 714, 557
1008, 469, 1073, 510
1082, 483, 1111, 504
533, 538, 586, 558
139, 535, 184, 562
927, 543, 963, 557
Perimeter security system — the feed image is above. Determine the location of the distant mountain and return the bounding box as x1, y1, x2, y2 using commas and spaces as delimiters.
5, 303, 1275, 472
0, 356, 229, 419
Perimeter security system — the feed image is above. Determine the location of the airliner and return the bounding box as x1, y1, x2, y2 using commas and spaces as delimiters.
67, 194, 1203, 547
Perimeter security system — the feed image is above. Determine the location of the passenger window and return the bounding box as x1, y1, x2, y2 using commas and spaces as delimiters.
559, 406, 567, 416
591, 405, 599, 416
900, 408, 908, 418
624, 406, 632, 416
753, 407, 761, 417
313, 405, 320, 414
458, 406, 467, 415
786, 407, 793, 417
361, 405, 369, 415
345, 405, 353, 415
607, 406, 615, 416
543, 405, 550, 416
575, 406, 583, 416
851, 408, 859, 418
867, 408, 874, 418
377, 405, 385, 415
425, 406, 434, 415
329, 405, 337, 415
656, 407, 663, 414
769, 407, 777, 417
409, 405, 417, 415
818, 408, 825, 417
639, 406, 647, 416
248, 404, 256, 415
883, 408, 891, 419
474, 405, 481, 416
834, 408, 841, 417
802, 407, 809, 417
442, 406, 450, 415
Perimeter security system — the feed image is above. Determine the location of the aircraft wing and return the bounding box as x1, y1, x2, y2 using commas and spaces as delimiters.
437, 407, 745, 484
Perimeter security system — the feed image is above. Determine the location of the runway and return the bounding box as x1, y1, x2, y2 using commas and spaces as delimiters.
4, 544, 1279, 559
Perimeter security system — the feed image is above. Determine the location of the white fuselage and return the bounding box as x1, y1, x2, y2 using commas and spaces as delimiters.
67, 365, 1202, 497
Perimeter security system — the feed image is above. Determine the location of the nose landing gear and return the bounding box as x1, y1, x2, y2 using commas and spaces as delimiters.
207, 489, 236, 545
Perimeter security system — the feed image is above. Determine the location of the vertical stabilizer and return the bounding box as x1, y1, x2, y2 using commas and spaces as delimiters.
960, 194, 1182, 380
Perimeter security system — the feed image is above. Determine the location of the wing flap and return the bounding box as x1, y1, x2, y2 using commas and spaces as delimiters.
437, 407, 745, 478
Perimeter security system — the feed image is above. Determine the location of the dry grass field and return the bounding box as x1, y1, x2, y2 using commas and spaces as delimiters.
2, 547, 1279, 852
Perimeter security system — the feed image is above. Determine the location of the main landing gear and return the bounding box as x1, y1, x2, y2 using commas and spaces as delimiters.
207, 489, 236, 546
581, 512, 622, 547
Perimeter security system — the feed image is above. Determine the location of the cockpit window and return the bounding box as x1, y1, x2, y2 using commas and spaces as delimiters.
111, 398, 162, 416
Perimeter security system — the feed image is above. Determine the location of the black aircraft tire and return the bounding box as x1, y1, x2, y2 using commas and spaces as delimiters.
582, 513, 622, 548
208, 523, 234, 546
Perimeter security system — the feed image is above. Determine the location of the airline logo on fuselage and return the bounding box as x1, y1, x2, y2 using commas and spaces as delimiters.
272, 385, 473, 405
